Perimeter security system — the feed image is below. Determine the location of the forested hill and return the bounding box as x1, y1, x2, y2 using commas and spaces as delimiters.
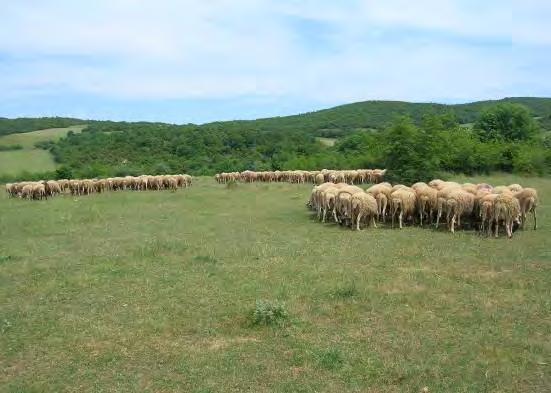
1, 97, 550, 181
1, 97, 551, 137
0, 117, 85, 136
224, 97, 551, 136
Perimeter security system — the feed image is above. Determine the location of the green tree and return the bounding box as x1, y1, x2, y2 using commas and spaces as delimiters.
474, 103, 539, 142
381, 117, 441, 183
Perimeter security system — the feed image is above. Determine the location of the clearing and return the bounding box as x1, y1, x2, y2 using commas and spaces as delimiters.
0, 174, 549, 392
0, 125, 86, 176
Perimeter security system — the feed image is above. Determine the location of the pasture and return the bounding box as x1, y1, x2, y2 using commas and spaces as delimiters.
0, 126, 86, 176
1, 174, 550, 392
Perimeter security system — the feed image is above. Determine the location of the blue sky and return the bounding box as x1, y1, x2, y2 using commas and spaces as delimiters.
0, 0, 549, 123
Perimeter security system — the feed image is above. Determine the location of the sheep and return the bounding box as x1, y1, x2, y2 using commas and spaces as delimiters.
350, 192, 378, 230
508, 184, 523, 192
46, 180, 62, 196
366, 183, 392, 222
415, 185, 437, 226
315, 173, 324, 185
514, 188, 538, 230
493, 193, 521, 238
5, 183, 16, 198
435, 185, 461, 228
21, 184, 34, 200
479, 193, 498, 235
390, 187, 417, 229
31, 183, 46, 200
445, 189, 475, 233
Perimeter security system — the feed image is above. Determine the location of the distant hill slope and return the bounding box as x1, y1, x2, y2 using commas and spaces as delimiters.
1, 97, 550, 138
0, 117, 86, 136
221, 97, 551, 136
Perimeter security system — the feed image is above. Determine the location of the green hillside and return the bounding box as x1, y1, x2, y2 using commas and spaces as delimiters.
0, 117, 85, 137
0, 126, 87, 177
1, 97, 550, 181
218, 97, 551, 137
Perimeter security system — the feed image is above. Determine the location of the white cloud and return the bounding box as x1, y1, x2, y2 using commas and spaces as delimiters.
0, 0, 548, 110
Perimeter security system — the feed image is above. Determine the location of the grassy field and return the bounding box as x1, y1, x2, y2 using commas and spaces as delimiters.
0, 125, 86, 149
0, 126, 86, 176
1, 174, 550, 392
0, 149, 58, 175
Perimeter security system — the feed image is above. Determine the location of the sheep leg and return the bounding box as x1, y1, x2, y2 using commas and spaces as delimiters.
356, 212, 362, 231
450, 214, 455, 233
533, 208, 537, 230
494, 218, 499, 238
399, 211, 403, 229
372, 216, 377, 228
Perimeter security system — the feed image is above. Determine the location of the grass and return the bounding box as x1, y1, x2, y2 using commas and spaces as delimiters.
1, 175, 550, 392
0, 126, 86, 176
0, 149, 58, 175
0, 125, 86, 149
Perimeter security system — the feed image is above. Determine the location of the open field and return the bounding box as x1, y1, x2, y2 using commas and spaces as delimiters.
1, 174, 550, 392
0, 125, 86, 149
0, 149, 57, 176
0, 126, 86, 177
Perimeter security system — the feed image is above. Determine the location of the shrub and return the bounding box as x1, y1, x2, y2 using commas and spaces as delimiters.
250, 300, 288, 326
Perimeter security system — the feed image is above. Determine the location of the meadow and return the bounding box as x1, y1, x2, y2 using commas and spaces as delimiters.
0, 126, 86, 176
1, 174, 550, 392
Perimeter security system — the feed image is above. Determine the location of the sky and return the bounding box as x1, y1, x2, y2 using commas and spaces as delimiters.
0, 0, 550, 124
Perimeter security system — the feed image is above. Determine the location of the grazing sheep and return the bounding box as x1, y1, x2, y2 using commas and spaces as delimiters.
435, 185, 461, 228
390, 188, 417, 229
350, 192, 379, 230
479, 193, 498, 235
5, 183, 16, 198
415, 185, 438, 226
493, 193, 521, 238
514, 188, 538, 230
446, 190, 475, 233
366, 183, 392, 222
508, 184, 523, 192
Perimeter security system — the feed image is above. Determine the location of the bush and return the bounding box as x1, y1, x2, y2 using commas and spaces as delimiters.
250, 300, 288, 326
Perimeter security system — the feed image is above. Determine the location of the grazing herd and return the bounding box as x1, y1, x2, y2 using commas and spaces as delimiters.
215, 169, 386, 185
307, 179, 538, 238
3, 171, 541, 239
5, 174, 192, 200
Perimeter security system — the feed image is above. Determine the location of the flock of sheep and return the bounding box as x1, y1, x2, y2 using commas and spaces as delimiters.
215, 168, 387, 184
5, 174, 193, 200
307, 180, 538, 238
3, 171, 540, 239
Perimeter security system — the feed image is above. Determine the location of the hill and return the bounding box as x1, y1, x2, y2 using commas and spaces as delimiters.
0, 97, 549, 180
212, 97, 551, 137
0, 126, 86, 177
1, 97, 550, 137
0, 117, 85, 137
